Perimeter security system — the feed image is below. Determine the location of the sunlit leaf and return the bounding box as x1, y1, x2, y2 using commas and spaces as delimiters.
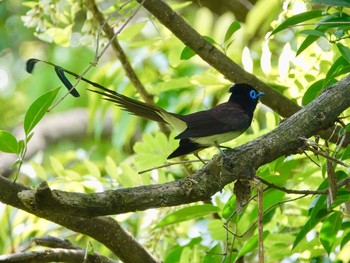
207, 219, 227, 241
310, 0, 350, 7
118, 162, 142, 188
105, 156, 120, 179
30, 162, 47, 181
0, 130, 18, 154
45, 25, 73, 46
134, 132, 175, 170
270, 10, 324, 36
118, 21, 147, 41
337, 43, 350, 63
24, 88, 60, 135
155, 204, 220, 228
50, 156, 65, 175
154, 77, 192, 93
320, 211, 342, 254
224, 21, 241, 42
84, 160, 101, 179
170, 1, 193, 10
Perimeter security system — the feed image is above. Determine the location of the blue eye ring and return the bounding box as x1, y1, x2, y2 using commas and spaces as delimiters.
249, 90, 257, 99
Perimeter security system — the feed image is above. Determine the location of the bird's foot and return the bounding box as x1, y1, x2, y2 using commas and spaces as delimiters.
214, 143, 232, 160
194, 153, 207, 164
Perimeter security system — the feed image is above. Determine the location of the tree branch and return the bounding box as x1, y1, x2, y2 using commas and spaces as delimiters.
0, 248, 117, 263
12, 74, 350, 218
0, 178, 159, 263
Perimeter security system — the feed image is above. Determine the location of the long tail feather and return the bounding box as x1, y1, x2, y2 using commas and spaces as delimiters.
26, 58, 169, 123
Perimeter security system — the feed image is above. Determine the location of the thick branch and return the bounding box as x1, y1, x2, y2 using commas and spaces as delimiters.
0, 248, 117, 263
0, 179, 159, 263
14, 74, 350, 217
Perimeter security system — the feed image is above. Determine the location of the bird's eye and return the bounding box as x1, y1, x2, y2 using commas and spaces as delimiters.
249, 90, 257, 99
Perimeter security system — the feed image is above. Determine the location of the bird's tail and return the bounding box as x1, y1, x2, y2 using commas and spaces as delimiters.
26, 58, 168, 123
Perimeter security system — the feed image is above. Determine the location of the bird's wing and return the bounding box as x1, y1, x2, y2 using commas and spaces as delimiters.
175, 103, 252, 139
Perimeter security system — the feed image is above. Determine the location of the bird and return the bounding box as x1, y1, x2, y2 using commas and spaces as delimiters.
25, 59, 264, 159
87, 83, 264, 159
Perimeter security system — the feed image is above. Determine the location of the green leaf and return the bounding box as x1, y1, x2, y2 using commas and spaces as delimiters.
326, 56, 350, 80
337, 43, 350, 63
341, 232, 350, 248
292, 208, 328, 250
118, 21, 147, 41
207, 219, 227, 240
320, 211, 342, 254
0, 130, 18, 154
203, 243, 228, 263
302, 79, 327, 106
295, 14, 349, 55
24, 88, 60, 135
164, 237, 202, 263
296, 33, 323, 56
237, 231, 270, 258
224, 21, 241, 42
180, 36, 216, 60
310, 0, 350, 7
83, 160, 101, 179
299, 29, 326, 38
154, 77, 192, 93
339, 123, 350, 137
222, 195, 237, 220
134, 132, 175, 170
155, 204, 220, 228
270, 10, 324, 36
180, 46, 196, 60
17, 139, 26, 156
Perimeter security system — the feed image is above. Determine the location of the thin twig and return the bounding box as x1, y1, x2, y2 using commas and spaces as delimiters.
257, 179, 264, 263
138, 159, 208, 174
307, 147, 349, 168
300, 137, 349, 168
257, 177, 328, 195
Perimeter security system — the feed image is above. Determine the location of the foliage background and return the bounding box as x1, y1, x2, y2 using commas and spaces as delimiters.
0, 0, 350, 262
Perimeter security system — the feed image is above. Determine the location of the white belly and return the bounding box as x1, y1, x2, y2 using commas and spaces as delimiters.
191, 131, 244, 146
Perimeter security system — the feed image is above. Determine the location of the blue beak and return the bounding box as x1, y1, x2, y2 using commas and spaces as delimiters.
257, 92, 265, 98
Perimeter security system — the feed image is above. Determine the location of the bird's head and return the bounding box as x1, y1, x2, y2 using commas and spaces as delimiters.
228, 83, 265, 112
